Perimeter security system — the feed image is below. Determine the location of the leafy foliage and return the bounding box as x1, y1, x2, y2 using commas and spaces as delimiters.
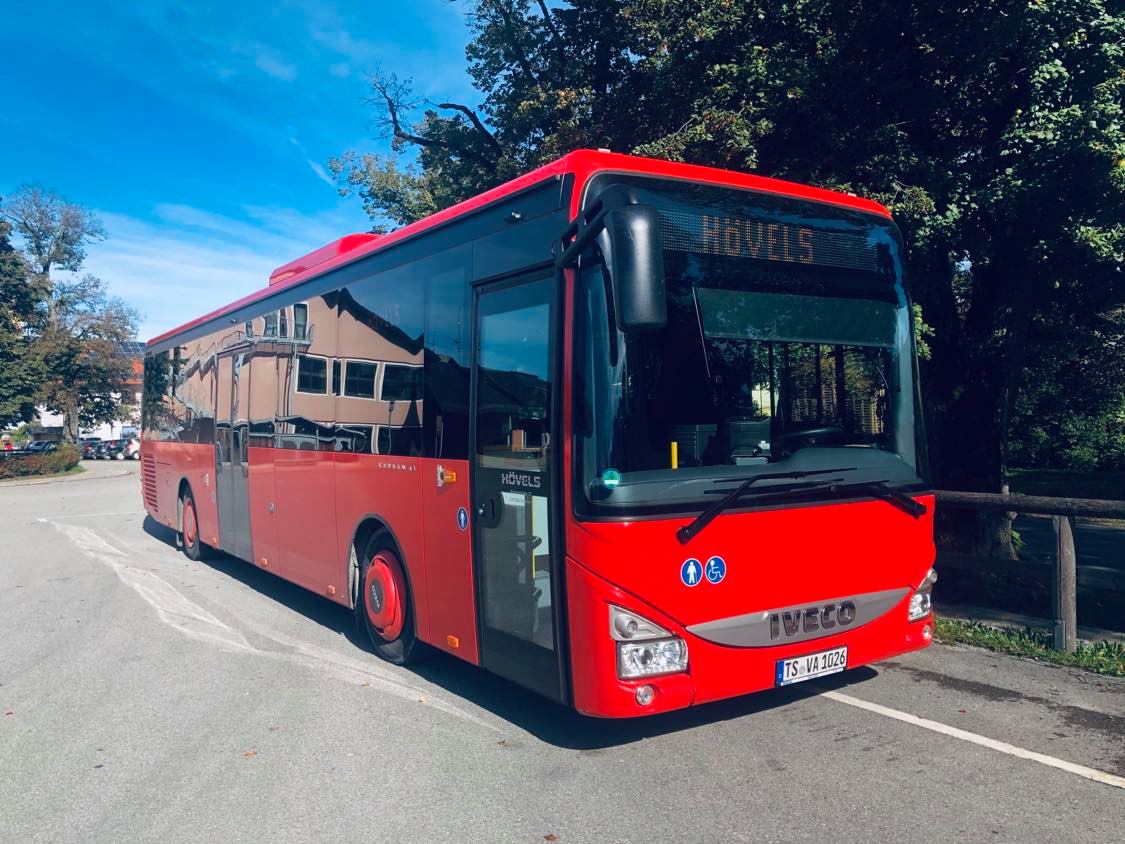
335, 0, 1125, 499
0, 444, 81, 480
0, 214, 47, 427
1, 187, 138, 440
935, 617, 1125, 677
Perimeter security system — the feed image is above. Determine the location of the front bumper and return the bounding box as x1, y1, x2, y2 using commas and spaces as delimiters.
566, 557, 932, 718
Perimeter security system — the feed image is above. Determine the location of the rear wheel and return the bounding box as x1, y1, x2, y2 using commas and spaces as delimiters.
356, 531, 421, 665
180, 490, 206, 561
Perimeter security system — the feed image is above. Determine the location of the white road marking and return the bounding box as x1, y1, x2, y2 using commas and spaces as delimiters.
38, 511, 146, 520
822, 689, 1125, 790
49, 519, 498, 731
51, 521, 255, 654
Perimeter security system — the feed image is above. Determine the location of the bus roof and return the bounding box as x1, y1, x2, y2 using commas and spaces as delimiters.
147, 149, 891, 347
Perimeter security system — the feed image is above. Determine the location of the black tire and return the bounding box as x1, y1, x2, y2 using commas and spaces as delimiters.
355, 530, 423, 665
180, 488, 207, 561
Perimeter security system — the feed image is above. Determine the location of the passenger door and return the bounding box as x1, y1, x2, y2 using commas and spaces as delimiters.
471, 274, 564, 701
215, 351, 254, 562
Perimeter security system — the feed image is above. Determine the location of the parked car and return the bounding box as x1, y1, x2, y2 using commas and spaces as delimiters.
81, 438, 101, 460
25, 440, 58, 453
94, 441, 111, 459
102, 438, 140, 460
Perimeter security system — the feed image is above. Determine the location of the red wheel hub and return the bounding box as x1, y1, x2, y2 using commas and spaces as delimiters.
183, 500, 197, 547
363, 550, 405, 641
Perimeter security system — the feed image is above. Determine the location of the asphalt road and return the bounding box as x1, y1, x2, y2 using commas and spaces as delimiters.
2, 461, 1123, 843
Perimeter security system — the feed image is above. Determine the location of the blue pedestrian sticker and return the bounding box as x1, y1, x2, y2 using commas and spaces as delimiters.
705, 555, 727, 584
680, 558, 702, 587
456, 507, 468, 531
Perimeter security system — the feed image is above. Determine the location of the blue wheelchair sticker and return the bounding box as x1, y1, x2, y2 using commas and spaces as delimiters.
705, 555, 727, 584
680, 558, 702, 587
456, 507, 468, 531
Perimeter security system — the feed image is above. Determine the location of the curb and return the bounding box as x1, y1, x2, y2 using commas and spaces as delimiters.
0, 464, 134, 488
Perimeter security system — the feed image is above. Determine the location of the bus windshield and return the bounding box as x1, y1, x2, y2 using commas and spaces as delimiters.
574, 178, 924, 516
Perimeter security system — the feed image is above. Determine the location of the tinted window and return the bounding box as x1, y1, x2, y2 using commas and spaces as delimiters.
333, 265, 424, 456
422, 247, 471, 459
344, 361, 377, 398
296, 356, 328, 393
381, 364, 422, 401
293, 303, 308, 340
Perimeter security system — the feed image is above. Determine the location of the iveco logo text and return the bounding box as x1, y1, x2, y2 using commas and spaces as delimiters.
769, 601, 857, 640
500, 471, 541, 490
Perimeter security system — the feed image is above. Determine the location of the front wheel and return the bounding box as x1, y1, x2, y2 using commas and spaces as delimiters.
356, 531, 422, 665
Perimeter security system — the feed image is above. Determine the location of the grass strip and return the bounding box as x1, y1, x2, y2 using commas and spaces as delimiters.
935, 617, 1125, 678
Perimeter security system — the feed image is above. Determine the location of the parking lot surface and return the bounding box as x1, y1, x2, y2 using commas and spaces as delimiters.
2, 462, 1122, 842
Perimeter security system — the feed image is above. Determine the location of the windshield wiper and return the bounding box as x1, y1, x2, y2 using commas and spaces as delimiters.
822, 480, 928, 518
676, 467, 856, 545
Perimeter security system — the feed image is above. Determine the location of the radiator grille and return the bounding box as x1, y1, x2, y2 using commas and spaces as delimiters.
141, 453, 158, 509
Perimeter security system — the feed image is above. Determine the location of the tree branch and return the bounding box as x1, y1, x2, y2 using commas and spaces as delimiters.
437, 102, 502, 155
484, 0, 541, 87
369, 74, 450, 150
534, 0, 567, 67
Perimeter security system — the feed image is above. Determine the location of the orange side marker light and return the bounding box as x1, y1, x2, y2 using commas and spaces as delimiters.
446, 635, 460, 649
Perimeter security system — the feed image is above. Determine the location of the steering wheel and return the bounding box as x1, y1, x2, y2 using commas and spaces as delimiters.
774, 425, 849, 456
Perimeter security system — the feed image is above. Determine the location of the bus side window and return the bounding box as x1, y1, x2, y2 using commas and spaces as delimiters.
335, 267, 424, 456
423, 247, 471, 460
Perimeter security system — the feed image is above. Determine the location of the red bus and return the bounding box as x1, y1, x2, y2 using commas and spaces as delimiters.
141, 150, 936, 717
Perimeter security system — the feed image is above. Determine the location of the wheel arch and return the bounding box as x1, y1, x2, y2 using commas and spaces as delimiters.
176, 477, 192, 529
347, 513, 416, 616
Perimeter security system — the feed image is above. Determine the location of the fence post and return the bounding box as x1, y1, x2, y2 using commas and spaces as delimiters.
1051, 515, 1078, 653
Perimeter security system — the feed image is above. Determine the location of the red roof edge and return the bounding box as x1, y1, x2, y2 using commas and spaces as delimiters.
269, 233, 382, 286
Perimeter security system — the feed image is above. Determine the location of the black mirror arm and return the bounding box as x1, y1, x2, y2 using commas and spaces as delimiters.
554, 198, 609, 271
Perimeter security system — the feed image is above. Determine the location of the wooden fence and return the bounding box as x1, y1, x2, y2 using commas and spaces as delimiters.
933, 491, 1125, 653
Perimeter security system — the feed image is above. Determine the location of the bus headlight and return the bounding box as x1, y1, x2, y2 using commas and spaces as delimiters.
618, 637, 689, 679
908, 568, 937, 622
609, 605, 688, 678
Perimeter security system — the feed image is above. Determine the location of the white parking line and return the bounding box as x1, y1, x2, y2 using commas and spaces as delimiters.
37, 511, 145, 520
822, 689, 1125, 790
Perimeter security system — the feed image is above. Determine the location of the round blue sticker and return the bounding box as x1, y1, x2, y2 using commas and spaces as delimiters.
680, 558, 702, 587
705, 555, 727, 584
456, 507, 468, 531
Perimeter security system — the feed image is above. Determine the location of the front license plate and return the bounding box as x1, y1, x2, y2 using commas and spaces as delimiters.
775, 646, 848, 686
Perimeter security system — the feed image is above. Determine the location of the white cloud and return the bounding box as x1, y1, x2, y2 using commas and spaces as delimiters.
306, 160, 336, 187
253, 48, 298, 82
75, 204, 367, 342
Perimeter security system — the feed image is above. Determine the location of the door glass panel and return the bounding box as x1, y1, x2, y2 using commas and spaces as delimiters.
475, 279, 554, 651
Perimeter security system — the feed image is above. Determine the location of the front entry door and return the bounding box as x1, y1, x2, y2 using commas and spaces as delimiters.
215, 351, 253, 562
472, 275, 563, 701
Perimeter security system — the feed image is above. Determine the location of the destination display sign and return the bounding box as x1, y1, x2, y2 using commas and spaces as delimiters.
658, 208, 879, 273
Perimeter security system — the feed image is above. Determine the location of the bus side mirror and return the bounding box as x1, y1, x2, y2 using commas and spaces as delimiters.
597, 204, 667, 332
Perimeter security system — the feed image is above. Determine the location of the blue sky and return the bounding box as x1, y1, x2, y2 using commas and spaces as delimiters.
0, 1, 476, 340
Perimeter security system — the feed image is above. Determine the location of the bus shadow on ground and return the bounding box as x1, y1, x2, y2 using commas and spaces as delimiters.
144, 516, 879, 749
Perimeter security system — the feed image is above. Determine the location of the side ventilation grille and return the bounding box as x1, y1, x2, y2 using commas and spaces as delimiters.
142, 453, 157, 509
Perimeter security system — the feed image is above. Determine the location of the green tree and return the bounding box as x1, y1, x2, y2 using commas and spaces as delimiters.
0, 212, 47, 427
335, 1, 1125, 549
35, 274, 140, 441
2, 187, 138, 441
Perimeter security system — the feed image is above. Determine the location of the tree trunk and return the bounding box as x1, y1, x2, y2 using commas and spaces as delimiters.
63, 395, 79, 444
914, 250, 1017, 559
